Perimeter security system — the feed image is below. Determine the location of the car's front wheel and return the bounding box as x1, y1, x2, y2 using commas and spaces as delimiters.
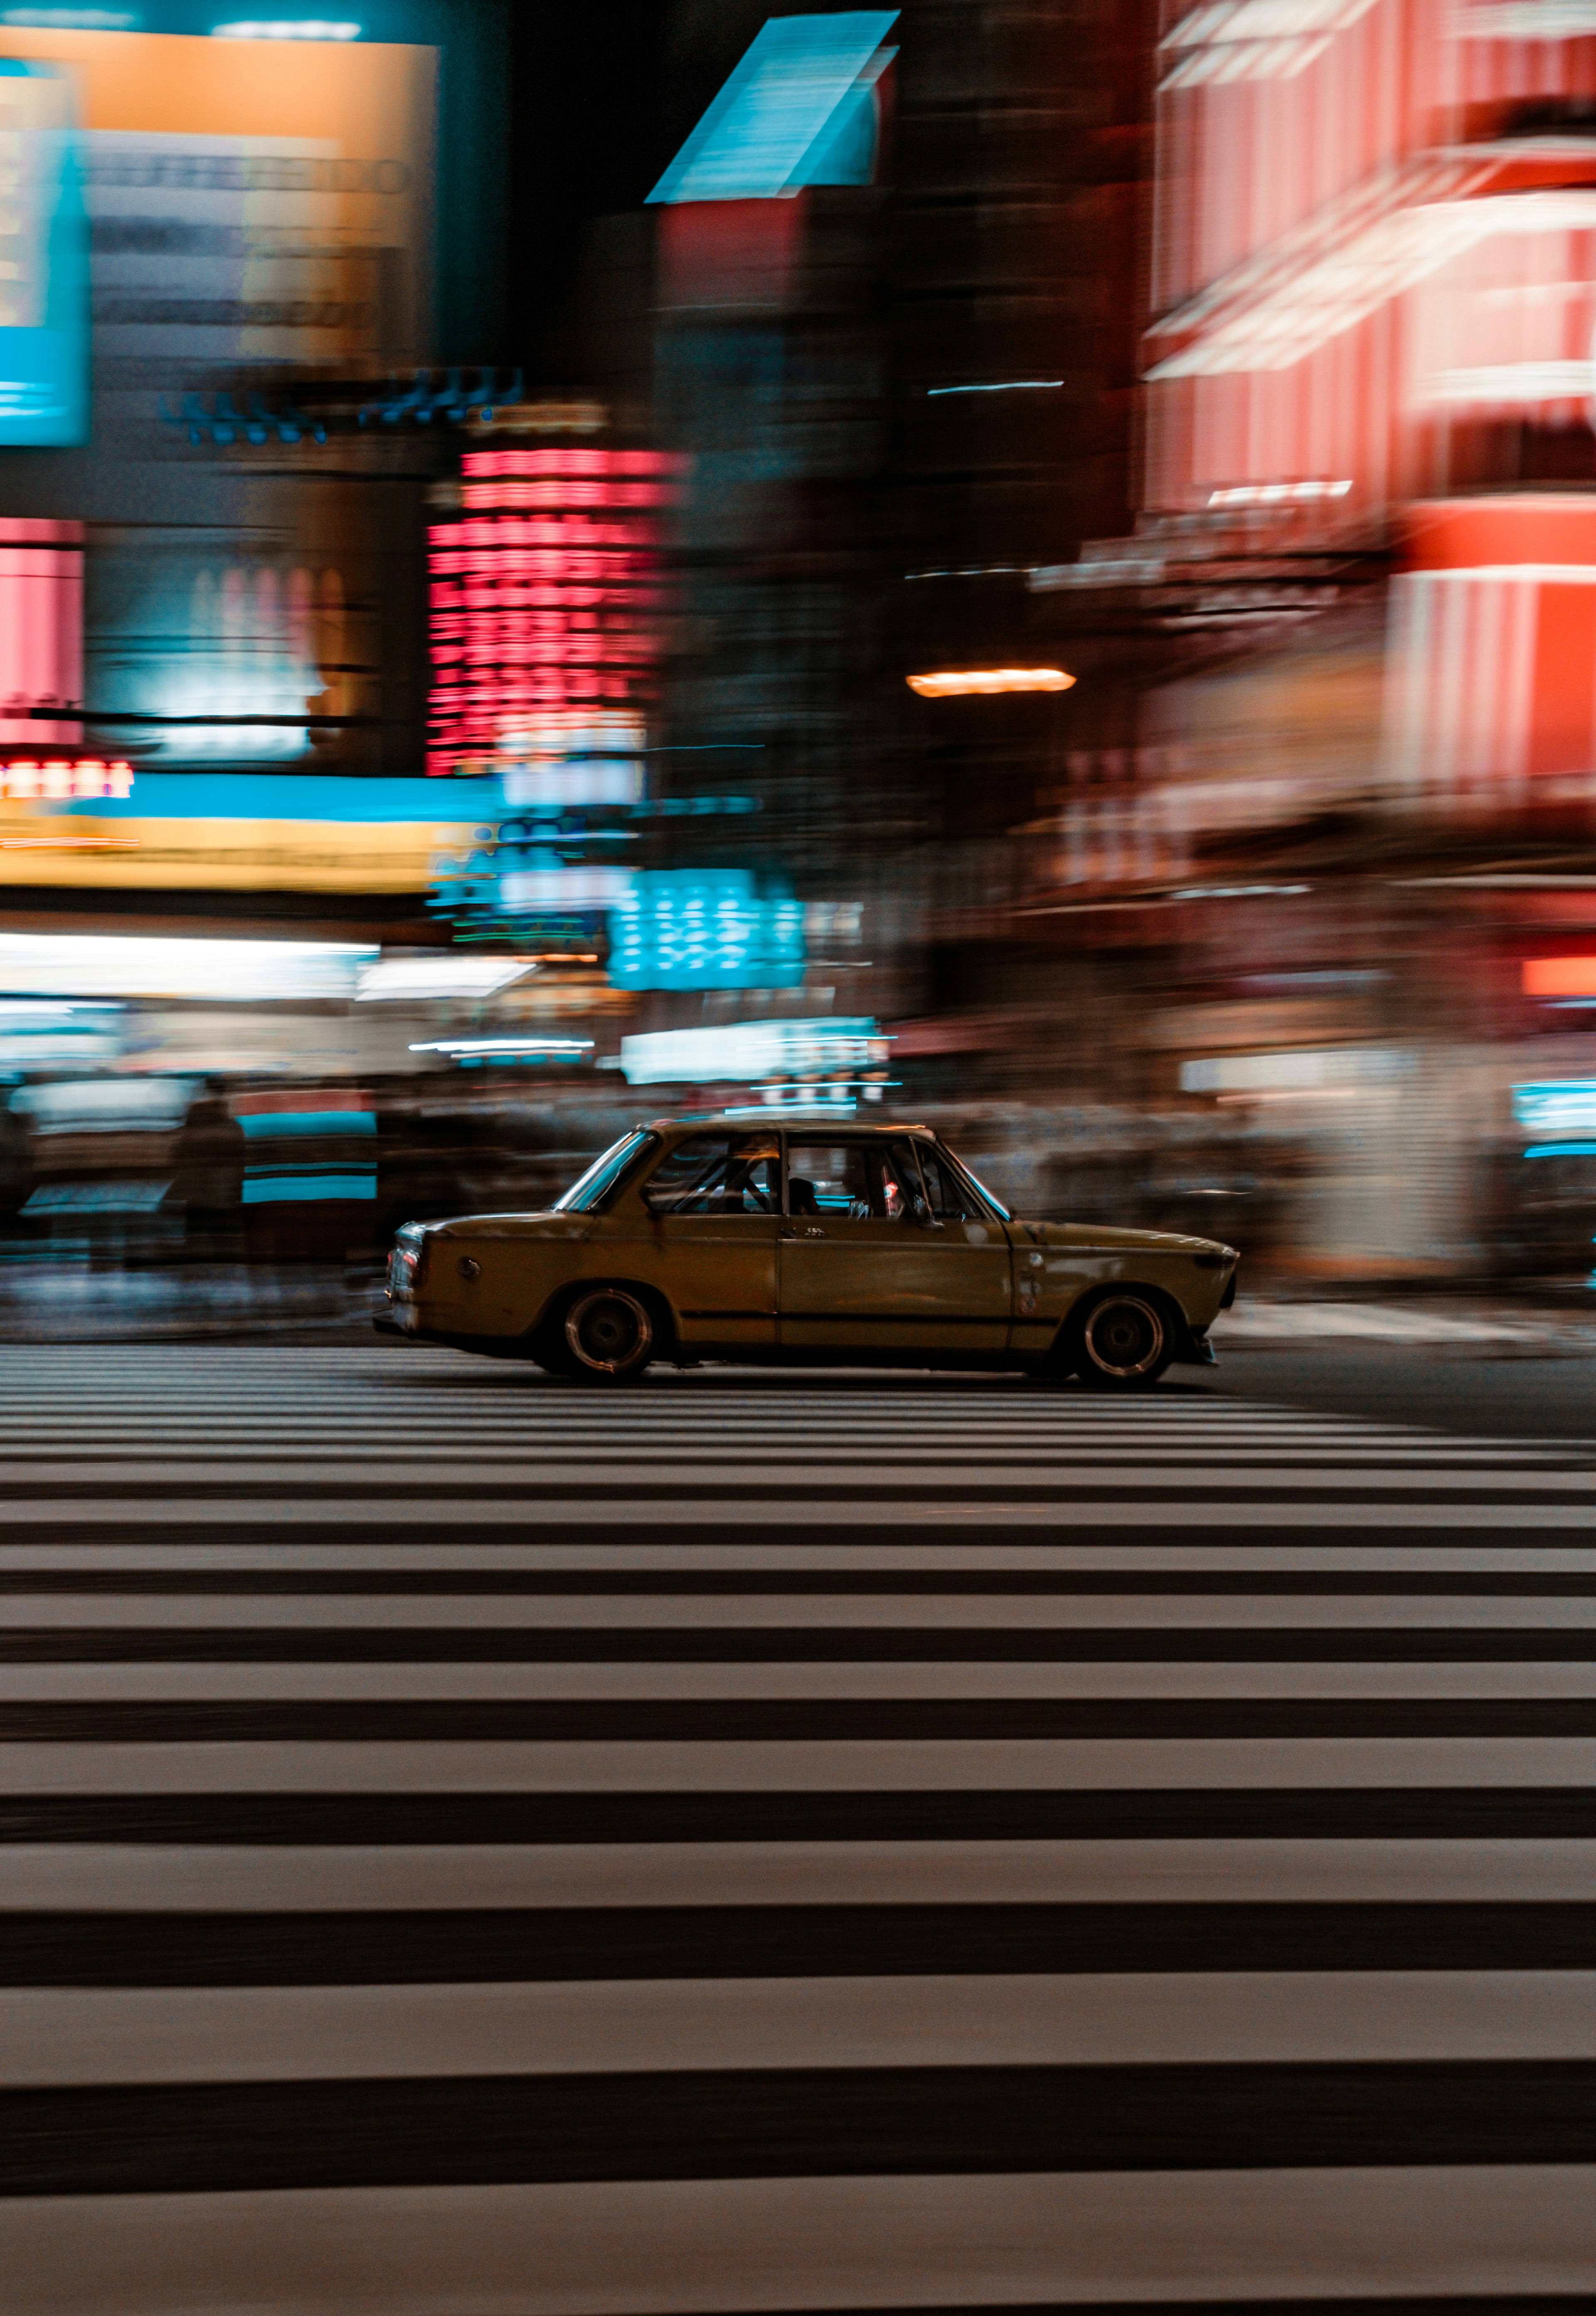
1067, 1290, 1172, 1390
562, 1287, 655, 1383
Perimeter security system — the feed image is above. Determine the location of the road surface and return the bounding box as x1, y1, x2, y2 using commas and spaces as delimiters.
2, 1344, 1596, 2312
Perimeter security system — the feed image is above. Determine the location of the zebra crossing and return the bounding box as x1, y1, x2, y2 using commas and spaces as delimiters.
3, 1342, 1596, 2313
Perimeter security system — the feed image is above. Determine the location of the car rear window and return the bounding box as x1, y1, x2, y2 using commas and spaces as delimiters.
551, 1130, 658, 1214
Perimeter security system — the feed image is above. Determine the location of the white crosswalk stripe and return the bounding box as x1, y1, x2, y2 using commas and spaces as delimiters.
2, 1344, 1596, 2316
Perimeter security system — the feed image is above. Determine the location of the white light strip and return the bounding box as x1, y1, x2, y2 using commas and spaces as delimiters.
1425, 360, 1596, 405
355, 959, 536, 1004
2, 7, 137, 23
209, 18, 360, 37
1207, 478, 1352, 505
620, 1019, 882, 1087
408, 1038, 594, 1057
1412, 564, 1596, 583
0, 935, 376, 1002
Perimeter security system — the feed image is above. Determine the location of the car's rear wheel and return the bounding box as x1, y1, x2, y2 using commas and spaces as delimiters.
1068, 1290, 1171, 1390
562, 1287, 654, 1383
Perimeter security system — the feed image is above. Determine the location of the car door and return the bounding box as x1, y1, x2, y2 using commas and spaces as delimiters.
634, 1130, 781, 1349
778, 1133, 1013, 1354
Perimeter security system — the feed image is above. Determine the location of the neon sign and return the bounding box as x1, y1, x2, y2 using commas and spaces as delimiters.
426, 446, 676, 780
608, 870, 805, 991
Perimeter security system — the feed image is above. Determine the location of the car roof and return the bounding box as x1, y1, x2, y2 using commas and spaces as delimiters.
645, 1116, 931, 1136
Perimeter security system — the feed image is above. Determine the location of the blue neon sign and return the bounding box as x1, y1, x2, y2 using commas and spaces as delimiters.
609, 870, 804, 991
0, 60, 87, 447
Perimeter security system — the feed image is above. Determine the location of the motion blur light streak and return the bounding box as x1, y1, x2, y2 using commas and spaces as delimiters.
354, 959, 536, 1003
619, 1019, 883, 1086
407, 1038, 594, 1058
496, 866, 635, 911
209, 19, 361, 36
1512, 1082, 1596, 1137
1183, 1049, 1411, 1093
1522, 958, 1596, 997
1207, 480, 1352, 506
907, 669, 1076, 697
0, 933, 374, 1000
2, 7, 137, 21
926, 381, 1065, 395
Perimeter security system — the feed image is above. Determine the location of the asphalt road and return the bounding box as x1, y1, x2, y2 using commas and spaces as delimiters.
1197, 1339, 1596, 1443
3, 1342, 1596, 2314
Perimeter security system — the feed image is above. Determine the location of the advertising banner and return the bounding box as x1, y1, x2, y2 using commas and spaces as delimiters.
0, 25, 435, 373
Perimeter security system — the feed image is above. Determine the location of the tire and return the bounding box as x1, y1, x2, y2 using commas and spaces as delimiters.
1066, 1289, 1172, 1390
561, 1287, 655, 1383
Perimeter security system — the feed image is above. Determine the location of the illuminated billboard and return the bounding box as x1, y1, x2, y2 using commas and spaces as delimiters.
0, 58, 86, 445
427, 447, 674, 778
0, 23, 436, 370
608, 871, 805, 991
0, 770, 502, 894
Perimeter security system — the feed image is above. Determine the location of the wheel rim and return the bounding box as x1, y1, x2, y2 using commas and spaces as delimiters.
1082, 1294, 1165, 1379
565, 1289, 652, 1374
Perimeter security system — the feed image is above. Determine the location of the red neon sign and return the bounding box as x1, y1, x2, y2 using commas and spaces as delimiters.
427, 447, 678, 776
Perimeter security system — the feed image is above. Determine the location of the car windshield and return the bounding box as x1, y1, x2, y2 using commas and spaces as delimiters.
551, 1130, 657, 1214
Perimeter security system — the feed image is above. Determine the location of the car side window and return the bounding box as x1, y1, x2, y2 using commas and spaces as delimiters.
642, 1135, 779, 1216
787, 1140, 924, 1222
917, 1145, 973, 1221
785, 1142, 871, 1218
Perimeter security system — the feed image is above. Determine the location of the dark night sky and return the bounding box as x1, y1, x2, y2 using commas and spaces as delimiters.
507, 0, 668, 378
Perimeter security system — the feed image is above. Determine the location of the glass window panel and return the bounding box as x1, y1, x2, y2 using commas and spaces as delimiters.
788, 1138, 922, 1221
552, 1130, 657, 1213
642, 1134, 779, 1216
917, 1144, 975, 1220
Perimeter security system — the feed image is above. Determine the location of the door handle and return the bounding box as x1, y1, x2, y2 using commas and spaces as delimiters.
781, 1227, 824, 1240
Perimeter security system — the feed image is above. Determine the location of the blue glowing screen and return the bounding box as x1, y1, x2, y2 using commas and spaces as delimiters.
609, 870, 805, 991
647, 12, 898, 205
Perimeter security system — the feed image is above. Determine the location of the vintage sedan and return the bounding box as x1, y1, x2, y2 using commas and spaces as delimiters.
379, 1117, 1238, 1388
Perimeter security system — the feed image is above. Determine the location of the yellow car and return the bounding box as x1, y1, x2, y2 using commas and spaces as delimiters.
379, 1117, 1238, 1388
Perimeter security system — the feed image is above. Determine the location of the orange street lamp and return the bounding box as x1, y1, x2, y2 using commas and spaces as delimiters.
906, 667, 1076, 698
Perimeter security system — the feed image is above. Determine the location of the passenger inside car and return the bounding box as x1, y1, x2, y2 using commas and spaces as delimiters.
788, 1138, 924, 1222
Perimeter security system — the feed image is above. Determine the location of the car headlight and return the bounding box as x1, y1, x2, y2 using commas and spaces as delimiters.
385, 1228, 429, 1301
